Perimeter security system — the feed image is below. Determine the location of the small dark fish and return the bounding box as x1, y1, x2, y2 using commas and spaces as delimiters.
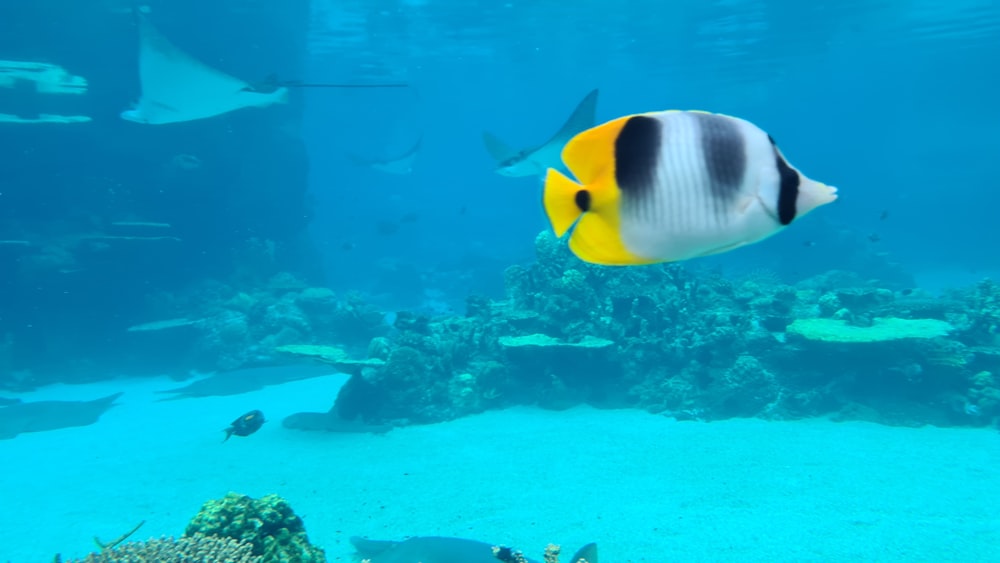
803, 240, 816, 247
224, 409, 266, 441
376, 221, 400, 236
880, 209, 889, 220
868, 233, 881, 243
900, 288, 914, 296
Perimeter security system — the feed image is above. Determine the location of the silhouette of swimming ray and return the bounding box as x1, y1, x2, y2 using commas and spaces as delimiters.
0, 392, 123, 440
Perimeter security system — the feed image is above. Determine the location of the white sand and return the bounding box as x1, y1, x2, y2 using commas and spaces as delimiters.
1, 372, 998, 562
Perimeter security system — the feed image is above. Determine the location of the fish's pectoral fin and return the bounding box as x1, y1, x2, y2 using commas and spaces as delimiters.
482, 131, 516, 162
543, 168, 586, 238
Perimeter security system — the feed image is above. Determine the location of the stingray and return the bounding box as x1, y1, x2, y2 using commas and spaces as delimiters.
155, 364, 336, 401
120, 15, 289, 125
483, 89, 599, 178
346, 133, 423, 175
350, 536, 598, 563
0, 392, 123, 440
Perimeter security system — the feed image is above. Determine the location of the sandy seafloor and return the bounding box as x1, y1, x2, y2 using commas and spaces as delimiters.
1, 369, 998, 562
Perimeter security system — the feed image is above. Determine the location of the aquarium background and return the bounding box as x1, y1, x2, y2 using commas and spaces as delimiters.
1, 0, 999, 561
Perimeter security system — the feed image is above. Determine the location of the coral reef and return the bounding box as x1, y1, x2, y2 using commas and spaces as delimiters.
130, 273, 389, 371
66, 228, 1000, 429
184, 492, 326, 563
62, 533, 260, 563
313, 231, 997, 428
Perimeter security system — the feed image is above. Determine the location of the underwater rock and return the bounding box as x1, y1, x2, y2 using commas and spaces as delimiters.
197, 310, 255, 370
367, 336, 393, 361
126, 317, 202, 332
968, 370, 1000, 418
786, 317, 953, 343
834, 287, 894, 310
499, 333, 620, 409
709, 355, 781, 418
276, 343, 348, 362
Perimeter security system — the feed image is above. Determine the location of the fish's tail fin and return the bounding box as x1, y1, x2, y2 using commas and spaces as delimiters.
222, 428, 233, 442
543, 168, 586, 238
543, 112, 657, 266
795, 177, 838, 219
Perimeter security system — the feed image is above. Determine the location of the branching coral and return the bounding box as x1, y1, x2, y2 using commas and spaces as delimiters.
62, 533, 260, 563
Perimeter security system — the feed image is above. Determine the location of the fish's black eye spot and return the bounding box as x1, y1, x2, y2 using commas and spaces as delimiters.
575, 189, 591, 212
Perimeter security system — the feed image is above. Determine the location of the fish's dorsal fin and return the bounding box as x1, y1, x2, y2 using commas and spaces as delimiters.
560, 113, 633, 185
542, 88, 599, 149
482, 131, 517, 162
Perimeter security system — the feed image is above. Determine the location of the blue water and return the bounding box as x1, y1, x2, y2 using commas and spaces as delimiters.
2, 0, 1000, 561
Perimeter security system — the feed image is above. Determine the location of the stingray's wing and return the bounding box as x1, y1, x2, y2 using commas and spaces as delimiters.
485, 89, 599, 177
348, 133, 423, 175
542, 88, 599, 149
482, 131, 518, 163
139, 15, 248, 100
128, 16, 271, 124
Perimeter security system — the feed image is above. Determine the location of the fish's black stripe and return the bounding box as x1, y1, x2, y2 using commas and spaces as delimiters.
614, 116, 661, 200
575, 189, 592, 212
775, 150, 800, 225
693, 112, 745, 201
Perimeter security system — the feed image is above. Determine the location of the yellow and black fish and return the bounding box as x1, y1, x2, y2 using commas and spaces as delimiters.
224, 409, 266, 441
543, 110, 838, 265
